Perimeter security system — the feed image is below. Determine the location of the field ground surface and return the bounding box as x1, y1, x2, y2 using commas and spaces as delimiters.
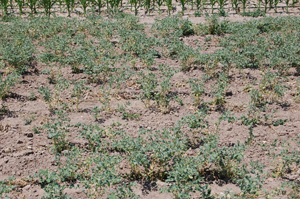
0, 1, 300, 198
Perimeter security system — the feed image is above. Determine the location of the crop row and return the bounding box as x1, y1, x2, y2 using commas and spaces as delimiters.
0, 0, 299, 17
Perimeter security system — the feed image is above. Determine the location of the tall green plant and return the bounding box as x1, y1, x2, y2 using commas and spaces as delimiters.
0, 0, 9, 16
144, 0, 151, 14
130, 0, 141, 15
263, 0, 269, 12
64, 0, 73, 16
274, 0, 279, 12
26, 0, 37, 15
109, 0, 122, 12
15, 0, 24, 15
241, 0, 247, 13
285, 0, 289, 12
218, 0, 226, 11
195, 0, 201, 9
165, 0, 172, 15
40, 0, 57, 16
179, 0, 187, 15
92, 0, 104, 14
210, 0, 217, 13
79, 0, 89, 15
156, 0, 164, 14
231, 0, 239, 13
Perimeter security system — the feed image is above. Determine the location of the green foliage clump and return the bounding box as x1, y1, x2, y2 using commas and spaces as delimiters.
195, 15, 229, 36
0, 36, 35, 73
0, 176, 17, 199
42, 110, 71, 153
151, 16, 195, 38
189, 78, 205, 106
0, 72, 19, 99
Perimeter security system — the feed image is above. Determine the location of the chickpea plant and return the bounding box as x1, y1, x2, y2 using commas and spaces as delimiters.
71, 80, 89, 112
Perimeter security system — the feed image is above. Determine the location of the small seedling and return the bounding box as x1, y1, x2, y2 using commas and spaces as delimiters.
29, 92, 36, 101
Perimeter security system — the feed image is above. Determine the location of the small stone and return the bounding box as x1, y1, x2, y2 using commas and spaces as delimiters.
0, 158, 9, 165
23, 185, 31, 190
17, 140, 23, 144
226, 91, 233, 96
227, 126, 233, 131
13, 150, 33, 157
25, 132, 33, 137
3, 148, 11, 153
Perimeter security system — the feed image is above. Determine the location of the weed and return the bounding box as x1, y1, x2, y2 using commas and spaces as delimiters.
0, 176, 17, 198
0, 72, 20, 99
42, 110, 70, 153
189, 78, 205, 106
71, 80, 89, 112
211, 73, 229, 105
38, 86, 53, 111
29, 92, 36, 101
138, 71, 158, 108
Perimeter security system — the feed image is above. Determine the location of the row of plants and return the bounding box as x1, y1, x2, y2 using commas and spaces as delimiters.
1, 13, 300, 198
0, 0, 299, 17
2, 97, 299, 198
1, 13, 299, 113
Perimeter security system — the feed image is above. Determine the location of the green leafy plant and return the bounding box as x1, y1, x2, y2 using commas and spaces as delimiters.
262, 0, 268, 12
71, 80, 89, 112
138, 71, 158, 108
156, 0, 164, 14
29, 92, 37, 101
42, 110, 70, 153
234, 161, 265, 195
189, 78, 205, 106
38, 86, 53, 111
25, 113, 36, 125
155, 77, 172, 113
0, 176, 17, 198
34, 169, 71, 199
241, 9, 265, 17
98, 85, 113, 111
0, 72, 19, 99
91, 106, 101, 121
211, 73, 229, 105
0, 36, 35, 73
259, 71, 285, 103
